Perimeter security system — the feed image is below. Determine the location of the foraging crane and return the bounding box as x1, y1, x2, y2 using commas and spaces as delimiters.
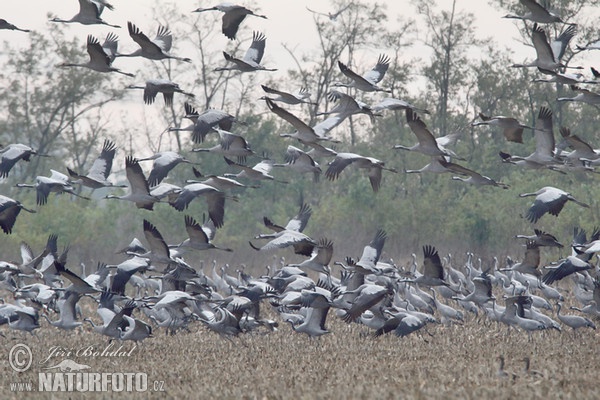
56, 34, 134, 77
175, 215, 233, 253
105, 156, 160, 210
0, 195, 36, 234
325, 152, 397, 192
265, 98, 338, 143
273, 145, 322, 182
557, 85, 600, 105
333, 54, 391, 92
502, 0, 563, 23
120, 22, 191, 63
170, 183, 227, 228
192, 129, 254, 163
0, 143, 48, 178
138, 151, 196, 187
260, 85, 315, 105
126, 79, 194, 106
214, 31, 276, 72
192, 3, 267, 40
0, 18, 30, 32
16, 170, 90, 205
50, 0, 118, 27
472, 112, 532, 143
519, 186, 589, 223
67, 139, 125, 189
511, 24, 580, 72
394, 109, 457, 158
556, 302, 596, 331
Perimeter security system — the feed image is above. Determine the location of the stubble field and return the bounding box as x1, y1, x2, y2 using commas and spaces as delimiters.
1, 300, 598, 400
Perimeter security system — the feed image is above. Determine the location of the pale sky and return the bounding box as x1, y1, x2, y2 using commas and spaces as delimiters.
2, 0, 600, 152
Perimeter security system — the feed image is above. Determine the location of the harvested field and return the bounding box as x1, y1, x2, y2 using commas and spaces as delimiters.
1, 297, 598, 400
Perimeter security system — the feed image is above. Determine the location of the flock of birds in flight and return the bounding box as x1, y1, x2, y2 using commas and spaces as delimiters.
1, 0, 600, 352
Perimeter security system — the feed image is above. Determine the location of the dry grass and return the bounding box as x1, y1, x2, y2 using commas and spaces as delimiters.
1, 306, 598, 400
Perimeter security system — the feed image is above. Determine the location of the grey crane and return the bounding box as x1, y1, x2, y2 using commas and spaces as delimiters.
175, 215, 232, 253
120, 22, 191, 62
394, 109, 457, 157
542, 255, 593, 285
342, 283, 391, 323
193, 3, 267, 40
402, 245, 451, 288
287, 238, 334, 275
0, 18, 30, 32
325, 152, 397, 192
0, 143, 49, 178
0, 195, 35, 235
472, 112, 532, 143
515, 228, 563, 248
503, 0, 563, 23
138, 151, 196, 187
192, 129, 254, 163
50, 0, 118, 27
318, 90, 378, 123
16, 170, 90, 206
449, 162, 509, 189
105, 156, 160, 210
223, 157, 286, 184
215, 31, 276, 72
519, 186, 589, 223
170, 183, 227, 228
67, 139, 125, 189
250, 203, 316, 256
273, 145, 322, 182
260, 85, 315, 105
558, 85, 600, 105
126, 79, 194, 106
511, 24, 580, 72
351, 229, 387, 275
56, 34, 134, 77
42, 291, 82, 330
556, 302, 596, 331
266, 98, 338, 143
333, 54, 391, 92
286, 291, 331, 337
170, 102, 239, 143
119, 315, 153, 343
